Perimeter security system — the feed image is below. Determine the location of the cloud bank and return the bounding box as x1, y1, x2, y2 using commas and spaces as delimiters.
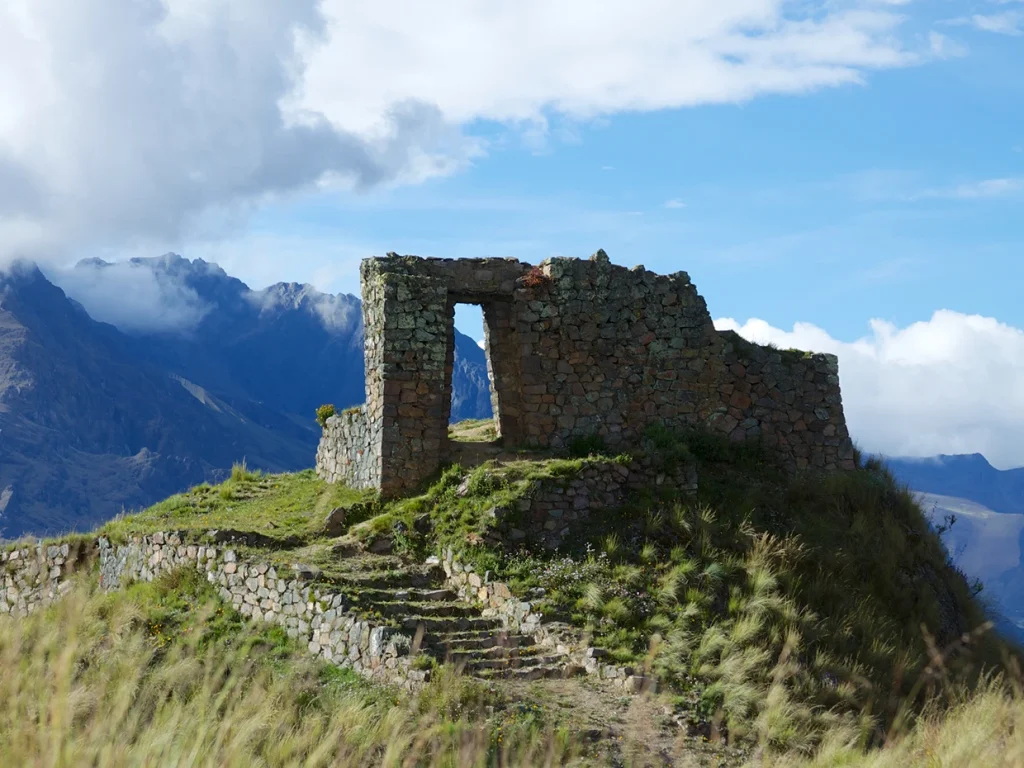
1, 0, 938, 263
715, 312, 1024, 469
51, 259, 212, 334
301, 1, 926, 133
0, 0, 470, 262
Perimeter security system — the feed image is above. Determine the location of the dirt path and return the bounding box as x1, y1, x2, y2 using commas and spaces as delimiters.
501, 677, 750, 766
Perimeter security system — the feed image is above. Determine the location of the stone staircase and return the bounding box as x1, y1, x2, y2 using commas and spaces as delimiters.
327, 551, 580, 681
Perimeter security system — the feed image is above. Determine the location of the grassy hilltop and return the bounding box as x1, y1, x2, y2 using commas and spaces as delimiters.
4, 424, 1024, 766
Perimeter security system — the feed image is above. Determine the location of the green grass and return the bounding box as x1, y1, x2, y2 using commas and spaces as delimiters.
11, 424, 1024, 763
448, 419, 499, 443
344, 454, 629, 570
434, 430, 1016, 752
0, 570, 590, 767
100, 468, 374, 545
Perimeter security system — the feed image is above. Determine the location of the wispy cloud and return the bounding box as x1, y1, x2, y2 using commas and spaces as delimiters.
663, 198, 688, 209
919, 177, 1024, 199
928, 31, 968, 59
943, 11, 1024, 36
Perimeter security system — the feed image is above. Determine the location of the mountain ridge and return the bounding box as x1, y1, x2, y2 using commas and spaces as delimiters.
0, 256, 491, 539
884, 452, 1024, 515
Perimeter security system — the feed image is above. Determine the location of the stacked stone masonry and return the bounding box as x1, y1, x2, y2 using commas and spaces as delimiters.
3, 532, 652, 693
96, 533, 426, 689
439, 548, 655, 693
315, 406, 376, 488
316, 250, 856, 496
497, 457, 698, 550
1, 542, 80, 617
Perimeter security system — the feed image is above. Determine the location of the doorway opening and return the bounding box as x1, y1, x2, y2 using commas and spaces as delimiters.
444, 297, 523, 459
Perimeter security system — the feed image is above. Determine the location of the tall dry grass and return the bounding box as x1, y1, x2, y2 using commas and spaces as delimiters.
768, 676, 1024, 767
0, 573, 579, 768
5, 571, 1024, 766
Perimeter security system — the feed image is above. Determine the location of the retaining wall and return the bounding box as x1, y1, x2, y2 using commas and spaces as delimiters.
97, 532, 428, 689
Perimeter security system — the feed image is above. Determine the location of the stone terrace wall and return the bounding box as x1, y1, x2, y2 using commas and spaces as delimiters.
438, 549, 656, 693
317, 250, 855, 495
1, 541, 88, 617
489, 456, 698, 551
98, 533, 428, 689
316, 406, 377, 487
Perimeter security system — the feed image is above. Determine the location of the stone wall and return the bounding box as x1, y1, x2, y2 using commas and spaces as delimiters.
710, 332, 855, 471
98, 533, 427, 689
440, 547, 541, 635
1, 541, 90, 617
486, 456, 698, 551
317, 250, 856, 495
438, 549, 655, 693
316, 406, 377, 488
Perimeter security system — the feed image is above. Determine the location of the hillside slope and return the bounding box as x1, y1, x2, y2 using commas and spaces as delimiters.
0, 265, 312, 538
1, 256, 492, 539
89, 426, 1014, 755
3, 425, 1021, 765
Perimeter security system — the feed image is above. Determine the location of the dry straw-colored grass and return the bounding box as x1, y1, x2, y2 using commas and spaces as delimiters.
3, 571, 1024, 767
0, 574, 578, 768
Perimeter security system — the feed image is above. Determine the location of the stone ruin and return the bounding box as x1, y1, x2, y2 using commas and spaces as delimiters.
316, 250, 856, 497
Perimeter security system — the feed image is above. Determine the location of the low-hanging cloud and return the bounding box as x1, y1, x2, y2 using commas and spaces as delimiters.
715, 312, 1024, 469
0, 0, 474, 263
51, 259, 212, 334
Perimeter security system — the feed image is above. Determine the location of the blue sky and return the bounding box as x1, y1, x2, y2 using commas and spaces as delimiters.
3, 0, 1023, 465
179, 7, 1023, 344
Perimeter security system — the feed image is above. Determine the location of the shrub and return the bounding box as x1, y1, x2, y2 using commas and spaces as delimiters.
229, 459, 260, 483
567, 433, 606, 458
315, 403, 336, 428
521, 266, 549, 289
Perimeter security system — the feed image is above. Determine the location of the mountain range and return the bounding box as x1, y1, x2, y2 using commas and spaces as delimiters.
0, 255, 490, 539
885, 454, 1024, 642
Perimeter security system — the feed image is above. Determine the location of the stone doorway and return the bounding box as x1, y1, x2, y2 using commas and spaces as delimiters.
444, 296, 523, 463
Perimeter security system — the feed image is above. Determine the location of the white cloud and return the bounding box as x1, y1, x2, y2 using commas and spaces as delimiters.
0, 0, 960, 265
300, 1, 925, 135
971, 11, 1024, 35
943, 11, 1024, 36
919, 177, 1024, 199
663, 199, 688, 209
477, 339, 486, 350
0, 0, 474, 263
928, 31, 968, 59
49, 258, 211, 333
714, 312, 1024, 470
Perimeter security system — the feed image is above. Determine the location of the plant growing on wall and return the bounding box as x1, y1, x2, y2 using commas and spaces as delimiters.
521, 266, 550, 289
316, 404, 336, 428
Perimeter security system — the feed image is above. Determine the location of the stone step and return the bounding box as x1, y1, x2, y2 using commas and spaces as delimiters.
359, 601, 478, 619
329, 553, 408, 572
474, 664, 576, 682
400, 616, 504, 634
347, 587, 456, 603
435, 644, 545, 664
422, 630, 533, 651
459, 653, 565, 673
335, 570, 441, 590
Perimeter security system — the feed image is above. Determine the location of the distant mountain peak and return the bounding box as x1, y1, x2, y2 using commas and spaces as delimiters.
893, 453, 994, 468
886, 452, 1024, 517
0, 259, 46, 286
